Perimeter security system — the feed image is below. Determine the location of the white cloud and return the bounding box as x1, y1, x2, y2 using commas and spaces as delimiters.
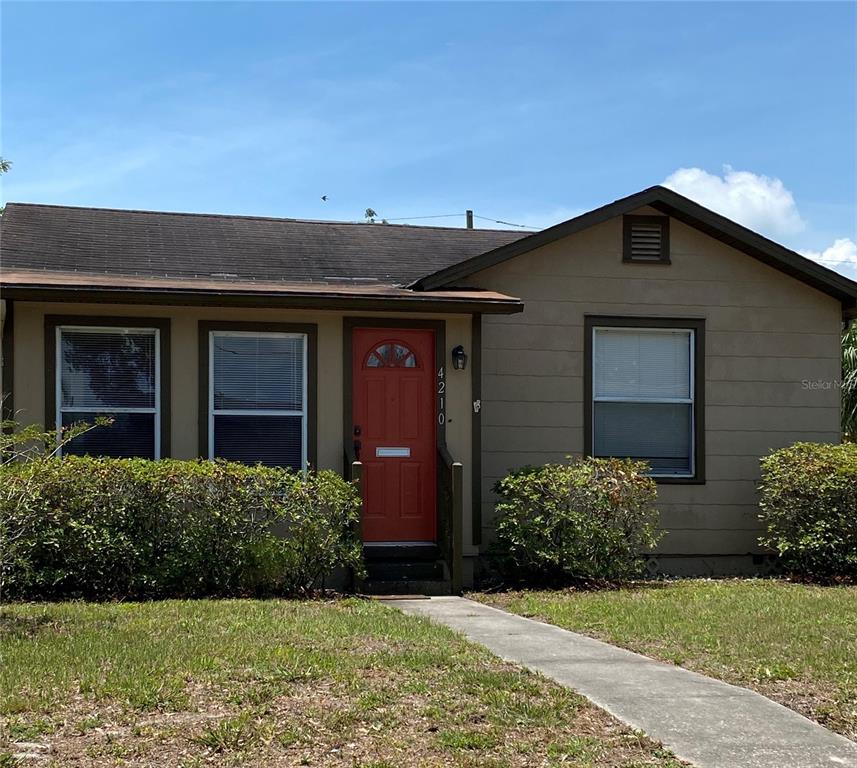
661, 165, 857, 278
662, 166, 806, 238
799, 238, 857, 269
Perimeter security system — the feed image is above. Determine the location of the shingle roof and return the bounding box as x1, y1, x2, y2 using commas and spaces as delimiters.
0, 203, 527, 287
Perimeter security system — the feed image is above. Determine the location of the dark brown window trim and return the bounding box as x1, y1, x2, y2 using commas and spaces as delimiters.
198, 320, 318, 467
622, 215, 671, 264
583, 315, 705, 485
44, 314, 171, 458
471, 313, 483, 547
2, 300, 14, 428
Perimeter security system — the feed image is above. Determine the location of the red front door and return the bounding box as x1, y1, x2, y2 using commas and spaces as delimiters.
352, 327, 437, 542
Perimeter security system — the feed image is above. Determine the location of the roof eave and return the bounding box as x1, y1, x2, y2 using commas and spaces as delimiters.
0, 283, 524, 315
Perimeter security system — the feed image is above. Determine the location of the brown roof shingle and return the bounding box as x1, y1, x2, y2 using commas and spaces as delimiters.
0, 203, 528, 287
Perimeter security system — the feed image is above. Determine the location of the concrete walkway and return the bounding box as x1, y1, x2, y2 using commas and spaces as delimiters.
385, 596, 857, 768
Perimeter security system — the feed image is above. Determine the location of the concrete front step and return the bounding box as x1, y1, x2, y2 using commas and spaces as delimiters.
360, 543, 451, 596
359, 578, 452, 596
363, 543, 440, 562
365, 559, 445, 582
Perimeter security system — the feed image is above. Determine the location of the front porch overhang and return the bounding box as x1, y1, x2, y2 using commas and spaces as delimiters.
0, 270, 524, 315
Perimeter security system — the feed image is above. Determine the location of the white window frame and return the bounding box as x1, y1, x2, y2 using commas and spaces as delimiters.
208, 330, 308, 469
56, 325, 161, 458
591, 325, 695, 478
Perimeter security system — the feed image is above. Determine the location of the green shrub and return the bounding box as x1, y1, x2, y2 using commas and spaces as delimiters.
492, 457, 661, 584
0, 457, 363, 600
759, 443, 857, 579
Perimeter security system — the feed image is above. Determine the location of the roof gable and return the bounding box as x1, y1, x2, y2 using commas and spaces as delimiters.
410, 186, 857, 309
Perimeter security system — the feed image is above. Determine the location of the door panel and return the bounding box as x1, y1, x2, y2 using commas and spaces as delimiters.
400, 378, 421, 439
400, 463, 422, 519
353, 328, 436, 542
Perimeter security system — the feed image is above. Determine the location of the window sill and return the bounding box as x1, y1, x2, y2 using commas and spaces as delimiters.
653, 476, 706, 485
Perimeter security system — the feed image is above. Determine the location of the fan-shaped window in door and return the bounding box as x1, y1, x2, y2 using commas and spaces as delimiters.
365, 341, 418, 368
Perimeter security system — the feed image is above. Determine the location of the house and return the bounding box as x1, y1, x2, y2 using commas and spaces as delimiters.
2, 186, 855, 590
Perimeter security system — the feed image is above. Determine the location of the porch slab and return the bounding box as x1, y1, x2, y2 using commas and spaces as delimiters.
384, 596, 857, 768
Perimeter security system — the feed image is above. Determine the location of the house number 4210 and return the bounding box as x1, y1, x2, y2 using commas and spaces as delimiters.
437, 366, 446, 425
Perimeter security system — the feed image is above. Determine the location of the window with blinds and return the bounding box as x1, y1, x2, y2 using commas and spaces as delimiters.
209, 331, 307, 469
592, 326, 694, 476
58, 326, 160, 458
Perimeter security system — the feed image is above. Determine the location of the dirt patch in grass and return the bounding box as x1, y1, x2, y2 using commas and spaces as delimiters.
751, 678, 856, 739
3, 681, 678, 767
0, 599, 685, 767
475, 580, 857, 741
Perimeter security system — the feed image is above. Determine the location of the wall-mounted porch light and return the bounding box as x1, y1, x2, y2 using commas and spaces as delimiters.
451, 345, 467, 371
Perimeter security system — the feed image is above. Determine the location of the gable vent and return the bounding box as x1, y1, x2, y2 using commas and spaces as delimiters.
623, 215, 670, 263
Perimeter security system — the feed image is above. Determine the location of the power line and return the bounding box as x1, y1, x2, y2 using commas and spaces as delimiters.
380, 210, 541, 230
811, 259, 856, 267
473, 214, 540, 230
382, 213, 462, 222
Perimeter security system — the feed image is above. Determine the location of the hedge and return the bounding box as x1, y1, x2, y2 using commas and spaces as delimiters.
0, 457, 364, 600
759, 442, 857, 579
492, 457, 661, 584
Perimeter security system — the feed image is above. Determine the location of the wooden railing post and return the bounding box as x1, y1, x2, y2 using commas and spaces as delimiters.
451, 461, 463, 594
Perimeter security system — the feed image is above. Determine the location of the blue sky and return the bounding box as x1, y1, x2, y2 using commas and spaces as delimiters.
2, 1, 856, 275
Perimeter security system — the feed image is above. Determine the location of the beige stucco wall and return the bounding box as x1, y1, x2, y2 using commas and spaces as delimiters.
468, 207, 843, 559
10, 302, 476, 549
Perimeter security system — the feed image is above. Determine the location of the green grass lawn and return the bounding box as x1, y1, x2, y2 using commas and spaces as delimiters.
475, 579, 857, 740
0, 598, 683, 767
